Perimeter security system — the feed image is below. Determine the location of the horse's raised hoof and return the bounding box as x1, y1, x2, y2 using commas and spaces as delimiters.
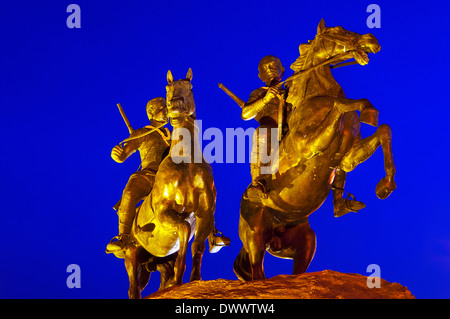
360, 106, 379, 127
375, 177, 397, 199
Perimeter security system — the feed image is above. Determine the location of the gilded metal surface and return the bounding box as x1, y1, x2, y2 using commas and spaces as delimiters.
108, 70, 229, 299
230, 20, 396, 281
107, 19, 397, 297
106, 97, 170, 253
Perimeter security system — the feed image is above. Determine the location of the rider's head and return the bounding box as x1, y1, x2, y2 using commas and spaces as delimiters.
146, 97, 168, 123
258, 55, 284, 86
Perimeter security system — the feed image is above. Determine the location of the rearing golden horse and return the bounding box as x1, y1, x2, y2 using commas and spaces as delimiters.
234, 19, 396, 281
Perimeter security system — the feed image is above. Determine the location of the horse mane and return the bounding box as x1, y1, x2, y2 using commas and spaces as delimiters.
290, 42, 313, 72
286, 35, 342, 109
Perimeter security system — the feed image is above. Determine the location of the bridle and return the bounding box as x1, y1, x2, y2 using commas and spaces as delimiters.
278, 32, 359, 86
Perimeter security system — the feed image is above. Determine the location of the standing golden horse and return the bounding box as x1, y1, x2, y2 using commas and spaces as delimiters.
116, 69, 229, 298
234, 20, 396, 281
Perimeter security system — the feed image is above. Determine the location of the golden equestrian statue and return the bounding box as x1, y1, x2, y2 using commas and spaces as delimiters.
223, 19, 396, 281
107, 70, 230, 298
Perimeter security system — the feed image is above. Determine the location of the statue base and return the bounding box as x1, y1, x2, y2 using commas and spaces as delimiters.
146, 270, 414, 299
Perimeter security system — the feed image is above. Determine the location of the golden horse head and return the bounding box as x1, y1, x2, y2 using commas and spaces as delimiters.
166, 68, 196, 126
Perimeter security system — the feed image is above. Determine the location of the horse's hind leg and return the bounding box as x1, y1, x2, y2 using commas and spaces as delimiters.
239, 215, 267, 280
284, 222, 316, 275
233, 247, 253, 281
340, 124, 396, 199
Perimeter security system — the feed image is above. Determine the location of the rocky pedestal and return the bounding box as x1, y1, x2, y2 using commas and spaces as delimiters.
146, 270, 414, 299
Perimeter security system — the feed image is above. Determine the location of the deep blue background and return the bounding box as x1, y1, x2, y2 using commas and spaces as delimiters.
1, 1, 449, 298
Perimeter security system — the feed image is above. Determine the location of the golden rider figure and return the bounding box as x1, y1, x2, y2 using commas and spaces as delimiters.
106, 97, 171, 253
241, 55, 365, 215
241, 55, 288, 199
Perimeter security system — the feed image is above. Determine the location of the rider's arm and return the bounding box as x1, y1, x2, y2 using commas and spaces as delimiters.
241, 87, 279, 120
111, 128, 145, 163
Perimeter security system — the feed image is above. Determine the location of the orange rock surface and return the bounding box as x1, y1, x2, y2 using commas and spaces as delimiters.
146, 270, 414, 299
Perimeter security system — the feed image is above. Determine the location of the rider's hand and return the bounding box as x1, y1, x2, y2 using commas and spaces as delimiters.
111, 145, 126, 163
263, 86, 280, 104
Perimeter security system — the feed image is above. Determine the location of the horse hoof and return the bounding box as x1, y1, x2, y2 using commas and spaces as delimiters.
190, 274, 202, 282
166, 278, 181, 288
375, 177, 396, 199
128, 288, 142, 299
360, 106, 379, 127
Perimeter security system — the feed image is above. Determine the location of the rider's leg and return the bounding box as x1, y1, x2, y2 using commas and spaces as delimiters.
250, 127, 263, 183
248, 126, 273, 199
332, 169, 366, 217
118, 172, 153, 234
107, 172, 153, 252
340, 124, 396, 199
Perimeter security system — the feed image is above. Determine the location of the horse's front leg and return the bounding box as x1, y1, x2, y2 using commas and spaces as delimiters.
124, 245, 142, 299
334, 97, 379, 126
170, 213, 191, 286
190, 216, 212, 281
155, 204, 191, 286
340, 123, 396, 199
296, 96, 372, 160
190, 191, 215, 281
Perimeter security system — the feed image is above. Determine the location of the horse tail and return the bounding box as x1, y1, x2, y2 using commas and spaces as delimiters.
233, 247, 253, 281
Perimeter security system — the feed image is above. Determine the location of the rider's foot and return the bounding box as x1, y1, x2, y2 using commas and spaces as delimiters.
106, 234, 130, 255
334, 197, 366, 217
246, 179, 268, 201
208, 229, 231, 253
